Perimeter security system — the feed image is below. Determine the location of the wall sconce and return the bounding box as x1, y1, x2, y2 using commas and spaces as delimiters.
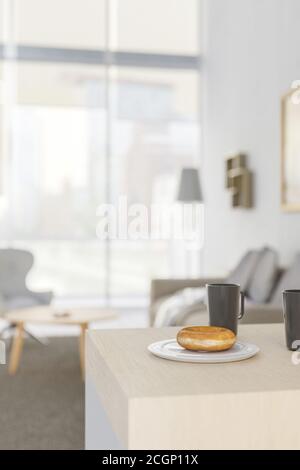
225, 154, 252, 208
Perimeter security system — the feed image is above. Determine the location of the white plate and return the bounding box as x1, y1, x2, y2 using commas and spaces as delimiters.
148, 339, 259, 364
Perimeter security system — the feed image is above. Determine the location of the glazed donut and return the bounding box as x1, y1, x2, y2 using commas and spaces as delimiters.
177, 326, 236, 352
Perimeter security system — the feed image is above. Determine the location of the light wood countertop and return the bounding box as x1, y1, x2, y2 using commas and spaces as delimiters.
86, 324, 300, 450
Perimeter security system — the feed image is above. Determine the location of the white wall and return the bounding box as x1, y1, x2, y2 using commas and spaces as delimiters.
202, 0, 300, 275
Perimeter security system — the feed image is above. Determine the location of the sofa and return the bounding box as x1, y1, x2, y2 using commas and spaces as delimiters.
149, 247, 300, 327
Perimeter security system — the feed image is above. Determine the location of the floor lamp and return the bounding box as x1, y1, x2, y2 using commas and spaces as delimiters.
177, 167, 203, 277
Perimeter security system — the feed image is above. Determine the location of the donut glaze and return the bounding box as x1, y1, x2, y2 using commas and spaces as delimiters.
177, 326, 236, 352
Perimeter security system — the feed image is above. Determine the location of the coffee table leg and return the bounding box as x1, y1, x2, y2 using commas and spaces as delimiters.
79, 323, 88, 380
9, 322, 24, 375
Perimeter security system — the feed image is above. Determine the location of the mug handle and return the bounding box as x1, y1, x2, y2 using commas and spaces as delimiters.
238, 291, 245, 320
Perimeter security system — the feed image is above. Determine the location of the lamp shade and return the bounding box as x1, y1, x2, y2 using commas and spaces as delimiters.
177, 167, 203, 202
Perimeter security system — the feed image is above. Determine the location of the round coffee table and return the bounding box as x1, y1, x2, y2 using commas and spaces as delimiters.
5, 306, 118, 378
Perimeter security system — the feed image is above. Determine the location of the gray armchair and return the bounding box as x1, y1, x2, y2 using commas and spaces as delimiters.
0, 248, 54, 340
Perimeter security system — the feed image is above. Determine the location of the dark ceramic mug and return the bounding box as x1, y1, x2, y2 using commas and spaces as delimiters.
283, 290, 300, 351
206, 283, 244, 335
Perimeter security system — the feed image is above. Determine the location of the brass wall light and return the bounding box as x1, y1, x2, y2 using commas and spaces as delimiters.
225, 154, 252, 208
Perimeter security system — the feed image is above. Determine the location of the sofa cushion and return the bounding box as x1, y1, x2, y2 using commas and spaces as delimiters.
247, 247, 278, 303
270, 254, 300, 305
226, 250, 260, 291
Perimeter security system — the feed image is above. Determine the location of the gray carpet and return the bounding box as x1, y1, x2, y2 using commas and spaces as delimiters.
0, 337, 84, 450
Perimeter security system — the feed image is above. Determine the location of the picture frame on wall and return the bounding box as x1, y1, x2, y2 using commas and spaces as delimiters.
281, 86, 300, 211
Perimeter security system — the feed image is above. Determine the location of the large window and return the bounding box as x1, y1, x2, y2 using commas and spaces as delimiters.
0, 0, 200, 301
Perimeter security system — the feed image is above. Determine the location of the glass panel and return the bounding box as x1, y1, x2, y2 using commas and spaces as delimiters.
110, 68, 199, 297
115, 0, 199, 55
1, 62, 107, 297
0, 0, 200, 301
0, 0, 8, 198
0, 0, 4, 42
15, 241, 107, 297
15, 0, 106, 50
15, 62, 106, 106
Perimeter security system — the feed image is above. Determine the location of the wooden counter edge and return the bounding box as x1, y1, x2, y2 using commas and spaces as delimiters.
86, 332, 129, 447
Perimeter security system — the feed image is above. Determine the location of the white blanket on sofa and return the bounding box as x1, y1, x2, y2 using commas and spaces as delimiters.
154, 287, 207, 327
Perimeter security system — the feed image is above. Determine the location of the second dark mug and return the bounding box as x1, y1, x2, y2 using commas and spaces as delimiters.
283, 290, 300, 351
206, 283, 245, 335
